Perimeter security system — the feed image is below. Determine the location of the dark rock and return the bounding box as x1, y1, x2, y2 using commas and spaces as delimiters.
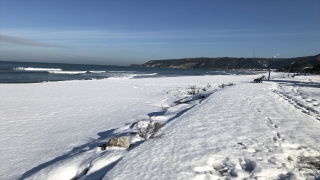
99, 144, 107, 150
131, 132, 138, 136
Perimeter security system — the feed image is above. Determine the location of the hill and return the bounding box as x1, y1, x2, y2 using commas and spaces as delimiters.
131, 54, 320, 72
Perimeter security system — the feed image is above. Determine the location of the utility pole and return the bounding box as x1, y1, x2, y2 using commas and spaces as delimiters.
268, 54, 279, 80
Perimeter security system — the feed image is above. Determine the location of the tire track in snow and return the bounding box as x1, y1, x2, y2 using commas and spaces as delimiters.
271, 83, 320, 120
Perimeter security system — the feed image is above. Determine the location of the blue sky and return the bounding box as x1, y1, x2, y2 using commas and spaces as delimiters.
0, 0, 319, 65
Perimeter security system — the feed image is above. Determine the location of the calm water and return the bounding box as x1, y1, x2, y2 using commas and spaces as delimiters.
0, 61, 254, 83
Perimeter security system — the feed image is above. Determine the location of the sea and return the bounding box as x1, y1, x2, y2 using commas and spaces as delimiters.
0, 61, 255, 83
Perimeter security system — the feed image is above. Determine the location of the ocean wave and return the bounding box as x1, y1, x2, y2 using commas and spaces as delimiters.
48, 71, 87, 74
108, 73, 158, 79
14, 67, 87, 75
89, 71, 106, 73
136, 73, 158, 76
14, 67, 62, 71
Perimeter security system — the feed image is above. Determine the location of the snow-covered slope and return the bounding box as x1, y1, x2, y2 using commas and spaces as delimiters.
1, 74, 319, 179
0, 75, 255, 180
105, 78, 320, 180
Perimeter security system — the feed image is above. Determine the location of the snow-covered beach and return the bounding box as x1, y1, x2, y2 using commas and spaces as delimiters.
1, 73, 320, 180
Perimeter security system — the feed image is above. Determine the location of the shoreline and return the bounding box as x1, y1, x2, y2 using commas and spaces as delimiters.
0, 71, 262, 84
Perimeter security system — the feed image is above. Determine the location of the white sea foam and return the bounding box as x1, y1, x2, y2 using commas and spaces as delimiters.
108, 73, 158, 79
108, 74, 134, 79
136, 73, 158, 76
14, 67, 87, 75
14, 67, 62, 71
89, 71, 106, 73
48, 71, 87, 74
127, 73, 158, 78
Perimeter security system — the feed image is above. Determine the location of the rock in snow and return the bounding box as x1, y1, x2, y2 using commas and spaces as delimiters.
107, 136, 130, 148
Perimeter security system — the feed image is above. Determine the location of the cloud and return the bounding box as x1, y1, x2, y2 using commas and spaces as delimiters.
0, 33, 66, 48
0, 28, 255, 41
2, 29, 318, 47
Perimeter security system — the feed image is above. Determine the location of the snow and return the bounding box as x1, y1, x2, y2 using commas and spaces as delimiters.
0, 73, 319, 179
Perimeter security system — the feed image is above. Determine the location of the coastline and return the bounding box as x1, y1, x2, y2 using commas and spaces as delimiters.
1, 61, 257, 84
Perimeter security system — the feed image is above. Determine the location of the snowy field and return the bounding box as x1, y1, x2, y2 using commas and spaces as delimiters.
0, 73, 320, 180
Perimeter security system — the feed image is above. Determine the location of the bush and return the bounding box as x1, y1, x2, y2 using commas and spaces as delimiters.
218, 83, 225, 89
135, 119, 164, 140
187, 85, 199, 95
201, 83, 212, 92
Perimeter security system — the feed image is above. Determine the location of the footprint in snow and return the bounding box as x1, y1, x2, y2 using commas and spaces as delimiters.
237, 139, 268, 153
239, 158, 257, 173
211, 159, 237, 177
265, 117, 273, 124
273, 136, 278, 142
195, 158, 237, 177
267, 156, 278, 165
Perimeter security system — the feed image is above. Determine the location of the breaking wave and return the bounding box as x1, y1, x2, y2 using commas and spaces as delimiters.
108, 73, 158, 79
88, 71, 106, 73
14, 67, 87, 74
14, 67, 62, 71
133, 73, 158, 77
48, 71, 87, 74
